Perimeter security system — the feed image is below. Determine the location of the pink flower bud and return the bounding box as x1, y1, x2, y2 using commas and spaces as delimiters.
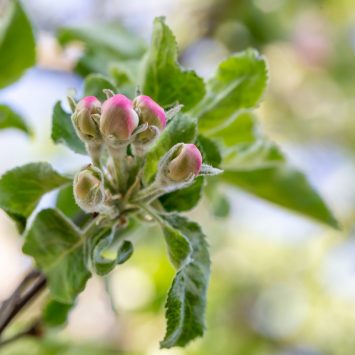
100, 94, 139, 141
73, 96, 101, 140
167, 144, 202, 182
133, 95, 166, 130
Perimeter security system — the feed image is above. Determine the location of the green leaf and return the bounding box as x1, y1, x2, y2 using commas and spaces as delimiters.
51, 101, 86, 155
211, 194, 230, 218
109, 60, 139, 98
0, 0, 35, 88
56, 185, 90, 227
197, 135, 222, 166
222, 165, 339, 228
204, 179, 231, 218
23, 209, 91, 303
0, 105, 31, 134
143, 113, 197, 183
43, 299, 73, 327
159, 176, 204, 212
83, 74, 116, 101
222, 140, 285, 170
160, 214, 210, 348
192, 49, 267, 133
5, 211, 27, 233
58, 23, 146, 59
141, 17, 205, 111
210, 111, 257, 147
116, 241, 134, 264
0, 162, 71, 220
92, 231, 134, 276
161, 222, 192, 270
58, 23, 146, 76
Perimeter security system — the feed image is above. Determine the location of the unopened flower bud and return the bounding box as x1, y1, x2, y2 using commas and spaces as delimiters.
100, 94, 139, 142
167, 144, 202, 182
72, 96, 101, 141
74, 166, 105, 213
133, 95, 166, 130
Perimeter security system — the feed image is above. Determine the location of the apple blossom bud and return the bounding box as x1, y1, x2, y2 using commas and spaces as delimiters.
167, 144, 202, 182
73, 166, 105, 213
72, 96, 101, 141
133, 95, 166, 130
100, 94, 139, 142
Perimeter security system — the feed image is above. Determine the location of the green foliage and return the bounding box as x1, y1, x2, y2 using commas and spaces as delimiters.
0, 0, 35, 88
109, 60, 139, 97
159, 176, 204, 212
222, 165, 339, 228
160, 214, 210, 348
141, 17, 205, 110
161, 221, 192, 270
0, 105, 31, 134
43, 299, 73, 327
197, 135, 222, 166
57, 23, 146, 76
211, 111, 257, 146
83, 74, 116, 101
23, 209, 91, 304
192, 49, 267, 133
0, 163, 71, 221
51, 101, 86, 155
0, 15, 341, 352
56, 185, 90, 227
92, 232, 134, 276
0, 338, 119, 355
222, 140, 284, 169
143, 113, 197, 183
56, 185, 81, 219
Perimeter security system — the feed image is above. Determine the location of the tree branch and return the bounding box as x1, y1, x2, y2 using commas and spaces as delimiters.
0, 270, 47, 337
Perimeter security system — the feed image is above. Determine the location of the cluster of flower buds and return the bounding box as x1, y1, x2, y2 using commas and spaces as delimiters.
71, 91, 221, 216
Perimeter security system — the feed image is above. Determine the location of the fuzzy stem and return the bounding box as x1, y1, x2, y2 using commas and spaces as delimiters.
108, 146, 128, 193
86, 142, 102, 168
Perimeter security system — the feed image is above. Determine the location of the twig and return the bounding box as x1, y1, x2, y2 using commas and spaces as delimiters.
0, 270, 47, 337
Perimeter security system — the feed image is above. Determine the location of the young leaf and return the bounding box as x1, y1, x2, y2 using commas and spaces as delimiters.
159, 176, 204, 212
43, 299, 73, 327
222, 140, 285, 170
210, 111, 257, 147
141, 17, 205, 111
23, 209, 91, 304
56, 185, 90, 227
51, 101, 86, 155
0, 0, 35, 88
159, 214, 210, 348
222, 165, 339, 228
0, 162, 71, 220
197, 135, 222, 167
0, 105, 31, 134
83, 74, 117, 101
212, 193, 230, 218
58, 23, 146, 60
109, 60, 139, 98
192, 49, 267, 133
58, 23, 146, 76
92, 232, 134, 276
161, 223, 192, 270
143, 113, 197, 183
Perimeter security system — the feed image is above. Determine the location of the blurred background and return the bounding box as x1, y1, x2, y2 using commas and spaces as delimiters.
1, 0, 355, 354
